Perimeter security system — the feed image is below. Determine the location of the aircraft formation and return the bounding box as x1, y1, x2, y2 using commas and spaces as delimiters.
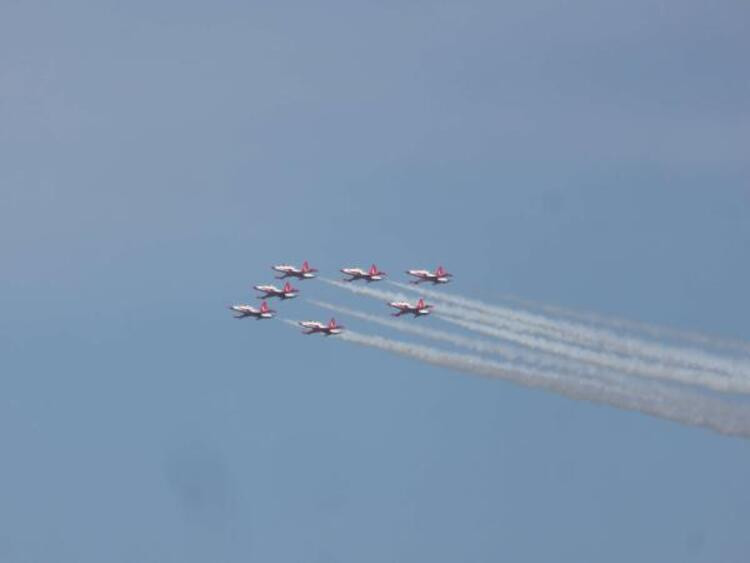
228, 261, 452, 335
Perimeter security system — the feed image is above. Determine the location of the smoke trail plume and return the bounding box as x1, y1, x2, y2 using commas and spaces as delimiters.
499, 294, 750, 357
322, 277, 750, 394
309, 299, 522, 362
435, 314, 750, 395
391, 282, 750, 381
319, 277, 411, 303
282, 319, 750, 438
309, 299, 672, 389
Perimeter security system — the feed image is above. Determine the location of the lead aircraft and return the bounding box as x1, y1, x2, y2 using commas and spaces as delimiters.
298, 318, 344, 335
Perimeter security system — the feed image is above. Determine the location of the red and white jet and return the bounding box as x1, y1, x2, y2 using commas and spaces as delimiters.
253, 281, 299, 300
228, 300, 275, 320
389, 298, 433, 317
298, 317, 344, 336
272, 260, 318, 280
340, 264, 387, 283
406, 265, 453, 284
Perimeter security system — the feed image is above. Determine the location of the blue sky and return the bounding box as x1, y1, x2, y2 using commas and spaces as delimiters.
1, 1, 749, 561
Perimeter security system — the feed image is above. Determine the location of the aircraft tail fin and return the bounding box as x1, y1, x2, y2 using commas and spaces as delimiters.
329, 318, 336, 328
417, 298, 425, 308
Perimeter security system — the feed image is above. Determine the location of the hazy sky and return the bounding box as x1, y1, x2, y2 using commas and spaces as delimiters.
1, 1, 749, 562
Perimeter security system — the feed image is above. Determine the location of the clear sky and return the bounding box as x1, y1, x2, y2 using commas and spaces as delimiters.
1, 1, 749, 561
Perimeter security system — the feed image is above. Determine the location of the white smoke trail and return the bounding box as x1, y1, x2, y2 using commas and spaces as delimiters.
309, 299, 524, 362
499, 294, 750, 357
319, 277, 411, 303
281, 319, 750, 438
309, 299, 663, 388
390, 281, 750, 381
321, 278, 750, 394
435, 313, 750, 395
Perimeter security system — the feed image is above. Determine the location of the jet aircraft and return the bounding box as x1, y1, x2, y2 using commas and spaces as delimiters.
298, 318, 345, 335
272, 260, 318, 280
340, 264, 387, 282
228, 300, 275, 319
253, 281, 299, 300
388, 298, 433, 317
405, 265, 452, 284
